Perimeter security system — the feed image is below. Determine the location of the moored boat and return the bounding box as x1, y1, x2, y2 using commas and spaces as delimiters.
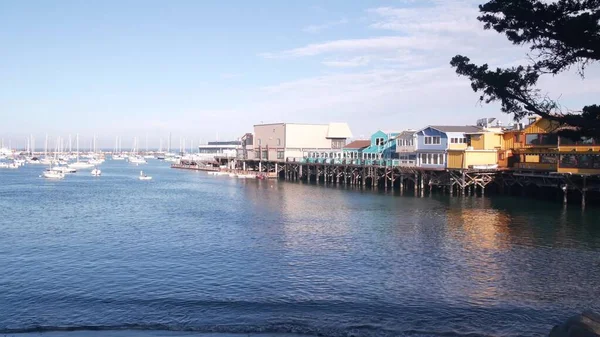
41, 169, 65, 179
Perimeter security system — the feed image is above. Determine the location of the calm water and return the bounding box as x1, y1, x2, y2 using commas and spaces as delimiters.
1, 160, 599, 337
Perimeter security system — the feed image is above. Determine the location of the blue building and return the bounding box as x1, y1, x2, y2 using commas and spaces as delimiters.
362, 130, 401, 164
414, 126, 482, 169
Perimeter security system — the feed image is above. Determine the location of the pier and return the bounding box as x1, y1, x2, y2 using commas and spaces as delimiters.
238, 159, 600, 208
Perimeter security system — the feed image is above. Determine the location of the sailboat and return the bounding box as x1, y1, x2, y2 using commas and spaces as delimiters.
68, 134, 94, 169
128, 137, 147, 164
143, 134, 154, 159
112, 136, 126, 160
138, 170, 152, 180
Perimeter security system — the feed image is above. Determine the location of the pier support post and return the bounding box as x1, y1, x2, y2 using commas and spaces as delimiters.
399, 174, 404, 194
259, 161, 262, 173
461, 171, 466, 196
362, 167, 366, 187
414, 173, 418, 195
582, 177, 587, 210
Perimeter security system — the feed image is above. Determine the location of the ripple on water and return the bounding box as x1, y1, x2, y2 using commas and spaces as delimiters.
1, 162, 599, 337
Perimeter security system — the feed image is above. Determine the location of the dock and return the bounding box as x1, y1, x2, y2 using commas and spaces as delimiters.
239, 159, 600, 208
170, 163, 219, 171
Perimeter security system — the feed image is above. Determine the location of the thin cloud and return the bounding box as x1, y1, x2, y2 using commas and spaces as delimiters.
322, 56, 371, 68
302, 18, 348, 34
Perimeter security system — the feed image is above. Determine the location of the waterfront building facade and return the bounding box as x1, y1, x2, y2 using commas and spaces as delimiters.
395, 130, 417, 167
253, 122, 352, 162
361, 130, 401, 164
415, 126, 482, 169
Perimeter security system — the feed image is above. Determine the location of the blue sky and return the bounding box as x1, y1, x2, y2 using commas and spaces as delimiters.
1, 0, 599, 148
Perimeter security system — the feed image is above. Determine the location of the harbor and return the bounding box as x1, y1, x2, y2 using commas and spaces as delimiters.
164, 117, 600, 207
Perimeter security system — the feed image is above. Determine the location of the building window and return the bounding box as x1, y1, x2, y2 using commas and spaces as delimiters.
277, 138, 281, 146
432, 137, 441, 145
331, 139, 345, 149
277, 151, 284, 159
258, 139, 262, 145
262, 150, 267, 159
515, 134, 522, 143
375, 137, 384, 146
526, 133, 558, 146
255, 151, 260, 159
424, 137, 432, 145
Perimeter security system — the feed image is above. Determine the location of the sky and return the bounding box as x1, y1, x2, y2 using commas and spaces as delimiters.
1, 0, 599, 149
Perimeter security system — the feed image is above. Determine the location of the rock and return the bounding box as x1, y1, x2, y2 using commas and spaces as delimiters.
550, 311, 600, 337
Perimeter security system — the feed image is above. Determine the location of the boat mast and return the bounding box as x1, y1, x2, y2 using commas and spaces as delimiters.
76, 133, 80, 162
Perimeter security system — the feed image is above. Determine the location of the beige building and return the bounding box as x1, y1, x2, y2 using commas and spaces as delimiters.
253, 122, 352, 161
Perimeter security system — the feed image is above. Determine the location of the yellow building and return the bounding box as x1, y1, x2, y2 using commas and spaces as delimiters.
503, 117, 561, 171
499, 117, 600, 174
446, 125, 504, 170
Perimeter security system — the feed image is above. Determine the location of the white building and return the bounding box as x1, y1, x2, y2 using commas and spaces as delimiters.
253, 122, 353, 162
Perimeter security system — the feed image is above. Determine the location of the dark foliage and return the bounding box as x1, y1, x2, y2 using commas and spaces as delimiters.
450, 0, 600, 139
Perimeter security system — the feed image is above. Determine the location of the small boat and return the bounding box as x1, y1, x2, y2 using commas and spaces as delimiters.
237, 174, 255, 179
4, 162, 19, 169
91, 167, 102, 176
51, 166, 77, 174
68, 161, 95, 169
143, 155, 154, 159
129, 156, 147, 164
112, 154, 126, 160
138, 171, 152, 180
41, 169, 65, 179
228, 173, 237, 177
89, 158, 104, 165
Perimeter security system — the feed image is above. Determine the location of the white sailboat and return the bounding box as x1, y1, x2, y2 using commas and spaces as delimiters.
128, 137, 147, 164
112, 136, 126, 160
68, 134, 94, 169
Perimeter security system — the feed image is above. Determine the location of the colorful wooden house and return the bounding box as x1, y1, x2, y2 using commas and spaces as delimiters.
500, 117, 560, 171
361, 130, 401, 164
447, 119, 504, 170
415, 125, 482, 169
395, 130, 417, 167
343, 140, 370, 163
497, 116, 600, 174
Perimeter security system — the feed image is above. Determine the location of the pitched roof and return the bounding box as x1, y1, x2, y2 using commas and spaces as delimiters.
397, 130, 416, 137
327, 123, 353, 138
345, 140, 371, 149
429, 125, 483, 133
